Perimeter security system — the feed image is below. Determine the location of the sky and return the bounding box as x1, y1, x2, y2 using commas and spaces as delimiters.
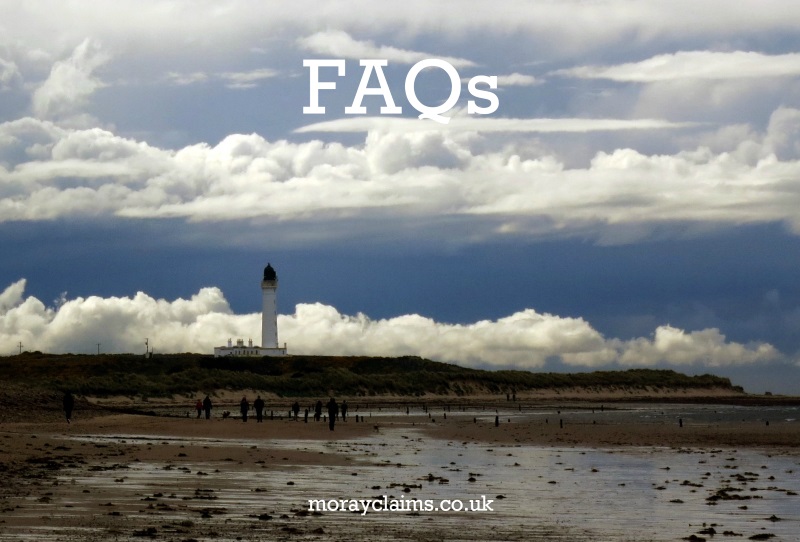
2, 1, 800, 394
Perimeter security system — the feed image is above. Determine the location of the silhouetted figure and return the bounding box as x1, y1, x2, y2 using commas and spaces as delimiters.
327, 397, 338, 431
314, 400, 322, 422
203, 395, 212, 419
63, 391, 74, 423
341, 400, 348, 422
304, 408, 309, 423
195, 399, 203, 419
292, 401, 300, 421
240, 396, 249, 422
254, 396, 265, 423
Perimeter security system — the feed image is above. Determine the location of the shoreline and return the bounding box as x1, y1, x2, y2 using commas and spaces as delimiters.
3, 397, 798, 450
82, 387, 800, 411
11, 380, 800, 424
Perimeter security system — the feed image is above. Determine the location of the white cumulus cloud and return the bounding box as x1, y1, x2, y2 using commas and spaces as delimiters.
0, 280, 780, 369
31, 38, 109, 123
0, 111, 799, 245
618, 326, 778, 367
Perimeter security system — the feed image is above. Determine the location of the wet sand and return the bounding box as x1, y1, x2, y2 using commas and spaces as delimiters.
1, 402, 798, 541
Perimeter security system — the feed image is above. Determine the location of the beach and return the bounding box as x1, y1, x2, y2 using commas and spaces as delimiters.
1, 398, 798, 541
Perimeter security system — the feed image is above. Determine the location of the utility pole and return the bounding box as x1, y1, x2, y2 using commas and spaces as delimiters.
145, 338, 149, 356
17, 341, 23, 355
96, 343, 101, 355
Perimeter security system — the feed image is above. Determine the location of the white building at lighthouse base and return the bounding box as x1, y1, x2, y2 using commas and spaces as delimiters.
213, 338, 287, 358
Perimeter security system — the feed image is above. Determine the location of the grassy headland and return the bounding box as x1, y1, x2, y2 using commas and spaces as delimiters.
0, 351, 752, 400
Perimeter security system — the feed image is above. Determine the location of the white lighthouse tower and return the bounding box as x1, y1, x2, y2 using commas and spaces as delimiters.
213, 263, 288, 357
261, 263, 278, 348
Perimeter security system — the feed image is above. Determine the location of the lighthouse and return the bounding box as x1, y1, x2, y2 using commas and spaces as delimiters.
261, 263, 278, 348
213, 263, 288, 357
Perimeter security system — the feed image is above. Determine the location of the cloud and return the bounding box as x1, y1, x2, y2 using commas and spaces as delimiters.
31, 39, 109, 123
0, 279, 242, 355
618, 326, 778, 367
5, 1, 800, 63
0, 58, 22, 90
165, 68, 279, 89
280, 303, 619, 367
553, 51, 800, 82
495, 73, 540, 87
295, 116, 696, 133
219, 68, 279, 89
281, 304, 779, 368
0, 279, 26, 312
0, 280, 780, 369
297, 30, 476, 68
3, 111, 800, 245
764, 106, 800, 159
165, 72, 209, 86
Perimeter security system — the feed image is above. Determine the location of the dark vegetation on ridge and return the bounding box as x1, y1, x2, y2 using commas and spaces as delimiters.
0, 351, 745, 399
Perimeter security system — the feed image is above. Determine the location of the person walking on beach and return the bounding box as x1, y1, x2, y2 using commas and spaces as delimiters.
240, 396, 250, 422
292, 401, 300, 421
341, 400, 348, 422
327, 397, 338, 431
254, 395, 265, 423
63, 391, 74, 423
202, 395, 212, 419
314, 400, 322, 422
195, 399, 203, 419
